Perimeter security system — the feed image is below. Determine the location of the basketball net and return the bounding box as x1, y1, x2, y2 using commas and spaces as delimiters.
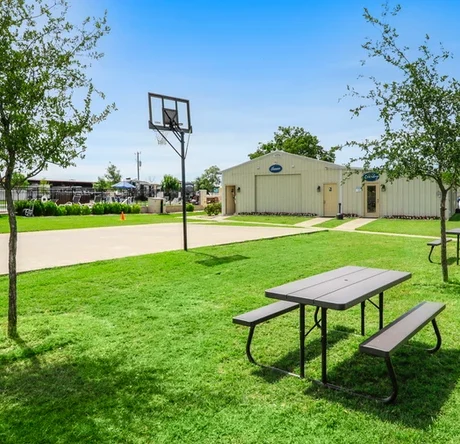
154, 129, 168, 145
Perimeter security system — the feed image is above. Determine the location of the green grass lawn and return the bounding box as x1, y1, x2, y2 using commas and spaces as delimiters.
226, 214, 312, 225
313, 218, 356, 229
0, 213, 210, 233
357, 218, 460, 237
1, 231, 460, 442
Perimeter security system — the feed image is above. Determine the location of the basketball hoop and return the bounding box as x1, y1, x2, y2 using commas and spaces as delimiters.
154, 129, 168, 145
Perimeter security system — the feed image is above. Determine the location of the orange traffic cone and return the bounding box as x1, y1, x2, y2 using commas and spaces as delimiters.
120, 211, 125, 221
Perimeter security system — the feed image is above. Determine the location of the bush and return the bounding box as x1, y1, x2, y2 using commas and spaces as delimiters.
14, 200, 30, 216
81, 205, 91, 215
56, 205, 67, 216
186, 203, 194, 212
121, 203, 131, 214
92, 203, 105, 215
204, 202, 221, 216
64, 204, 82, 216
33, 201, 44, 217
131, 204, 141, 214
43, 201, 58, 216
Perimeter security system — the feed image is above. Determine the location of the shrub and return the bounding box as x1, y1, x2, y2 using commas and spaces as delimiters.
71, 204, 82, 215
14, 200, 30, 216
56, 205, 67, 216
92, 203, 105, 215
111, 202, 122, 214
131, 204, 141, 214
204, 202, 221, 216
33, 201, 44, 217
120, 203, 131, 214
186, 203, 194, 212
81, 205, 91, 215
43, 201, 58, 216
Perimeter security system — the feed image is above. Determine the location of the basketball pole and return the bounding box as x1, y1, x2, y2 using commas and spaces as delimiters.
180, 131, 188, 251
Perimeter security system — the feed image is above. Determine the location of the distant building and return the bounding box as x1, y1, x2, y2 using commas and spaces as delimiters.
221, 151, 456, 218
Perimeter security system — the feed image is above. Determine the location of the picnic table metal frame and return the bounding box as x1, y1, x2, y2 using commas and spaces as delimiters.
446, 228, 460, 265
265, 266, 411, 391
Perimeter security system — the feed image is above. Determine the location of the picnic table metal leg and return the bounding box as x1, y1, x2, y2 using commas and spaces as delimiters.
427, 319, 442, 353
428, 245, 435, 263
300, 304, 305, 379
379, 292, 384, 330
321, 307, 328, 384
361, 301, 365, 336
383, 357, 398, 404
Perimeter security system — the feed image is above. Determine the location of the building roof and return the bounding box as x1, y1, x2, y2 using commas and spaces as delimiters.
220, 150, 345, 174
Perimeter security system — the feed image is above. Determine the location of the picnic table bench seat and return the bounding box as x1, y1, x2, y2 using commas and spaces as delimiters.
233, 301, 299, 376
359, 301, 445, 403
427, 238, 452, 263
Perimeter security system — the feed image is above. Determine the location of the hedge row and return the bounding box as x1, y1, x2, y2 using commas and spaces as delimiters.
237, 211, 318, 217
14, 200, 141, 217
382, 215, 440, 220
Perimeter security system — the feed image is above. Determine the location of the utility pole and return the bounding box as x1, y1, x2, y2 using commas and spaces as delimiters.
135, 152, 142, 181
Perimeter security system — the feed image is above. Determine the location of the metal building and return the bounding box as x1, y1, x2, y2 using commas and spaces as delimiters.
221, 151, 457, 218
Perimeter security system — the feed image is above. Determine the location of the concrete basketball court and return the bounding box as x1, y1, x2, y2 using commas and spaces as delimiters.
0, 223, 319, 275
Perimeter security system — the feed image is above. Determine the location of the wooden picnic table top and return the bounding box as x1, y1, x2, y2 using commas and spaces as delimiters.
265, 266, 411, 310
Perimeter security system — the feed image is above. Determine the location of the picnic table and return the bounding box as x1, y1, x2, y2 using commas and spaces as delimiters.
446, 228, 460, 265
265, 266, 411, 388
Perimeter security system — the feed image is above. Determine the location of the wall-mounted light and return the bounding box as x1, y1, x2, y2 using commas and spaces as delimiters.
381, 184, 386, 192
237, 187, 241, 192
317, 185, 321, 192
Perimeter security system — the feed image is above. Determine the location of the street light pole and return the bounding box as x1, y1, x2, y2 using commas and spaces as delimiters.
135, 152, 141, 181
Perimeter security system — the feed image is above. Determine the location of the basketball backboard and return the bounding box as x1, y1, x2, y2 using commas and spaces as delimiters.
148, 92, 192, 133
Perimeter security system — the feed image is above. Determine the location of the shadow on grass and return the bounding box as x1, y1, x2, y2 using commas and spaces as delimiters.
0, 336, 73, 366
253, 326, 354, 383
0, 344, 239, 443
304, 341, 460, 430
428, 257, 458, 266
193, 252, 249, 267
0, 351, 187, 443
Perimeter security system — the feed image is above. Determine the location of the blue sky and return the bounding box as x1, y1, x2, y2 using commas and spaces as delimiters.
44, 0, 460, 183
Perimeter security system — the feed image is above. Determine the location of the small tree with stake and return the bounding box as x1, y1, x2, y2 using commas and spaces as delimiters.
345, 3, 460, 282
0, 0, 116, 337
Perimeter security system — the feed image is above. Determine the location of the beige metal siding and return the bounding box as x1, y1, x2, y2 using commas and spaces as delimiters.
255, 175, 302, 213
222, 153, 457, 218
380, 177, 440, 217
342, 173, 363, 216
221, 152, 344, 215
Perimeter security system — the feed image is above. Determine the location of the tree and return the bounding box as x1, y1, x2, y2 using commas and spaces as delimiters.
194, 165, 221, 193
161, 174, 180, 201
93, 177, 111, 192
105, 162, 122, 185
248, 126, 336, 162
39, 178, 49, 197
345, 4, 460, 282
11, 172, 29, 200
0, 0, 115, 337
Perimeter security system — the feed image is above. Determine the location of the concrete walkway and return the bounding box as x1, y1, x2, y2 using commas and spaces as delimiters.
333, 218, 375, 231
0, 223, 320, 275
295, 217, 330, 228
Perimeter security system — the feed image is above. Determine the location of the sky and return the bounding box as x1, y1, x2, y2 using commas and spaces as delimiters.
42, 0, 460, 183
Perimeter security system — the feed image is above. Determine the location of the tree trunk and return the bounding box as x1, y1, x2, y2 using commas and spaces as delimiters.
5, 185, 18, 338
440, 189, 449, 282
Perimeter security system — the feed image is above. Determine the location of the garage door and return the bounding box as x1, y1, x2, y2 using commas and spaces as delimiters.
255, 174, 302, 213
